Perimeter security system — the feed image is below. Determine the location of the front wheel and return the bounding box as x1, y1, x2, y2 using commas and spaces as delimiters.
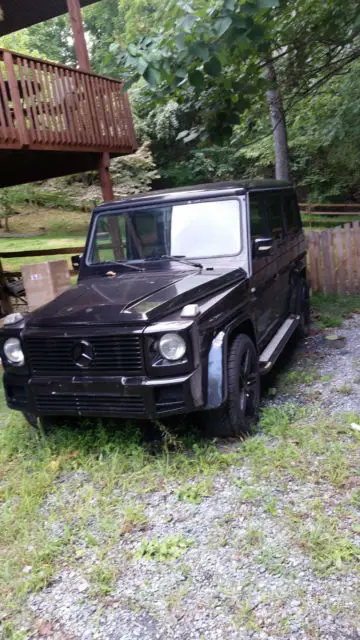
205, 333, 260, 438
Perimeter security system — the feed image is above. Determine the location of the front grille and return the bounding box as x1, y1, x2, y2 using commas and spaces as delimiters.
34, 393, 145, 416
24, 335, 143, 376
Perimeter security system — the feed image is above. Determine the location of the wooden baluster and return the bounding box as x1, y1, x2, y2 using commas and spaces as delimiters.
3, 51, 29, 147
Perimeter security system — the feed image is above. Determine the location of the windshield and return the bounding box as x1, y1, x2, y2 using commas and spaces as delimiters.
88, 199, 242, 264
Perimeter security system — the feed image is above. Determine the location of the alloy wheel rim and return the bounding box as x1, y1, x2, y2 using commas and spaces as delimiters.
239, 348, 258, 418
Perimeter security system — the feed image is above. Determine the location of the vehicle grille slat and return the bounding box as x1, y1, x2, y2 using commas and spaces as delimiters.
34, 393, 145, 416
24, 335, 143, 375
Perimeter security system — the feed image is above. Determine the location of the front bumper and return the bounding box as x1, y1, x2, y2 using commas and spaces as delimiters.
4, 369, 204, 419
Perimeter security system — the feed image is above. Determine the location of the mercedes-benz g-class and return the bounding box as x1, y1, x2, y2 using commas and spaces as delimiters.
0, 180, 309, 436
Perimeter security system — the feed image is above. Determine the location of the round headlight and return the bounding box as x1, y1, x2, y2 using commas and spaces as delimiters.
159, 333, 186, 361
3, 338, 25, 366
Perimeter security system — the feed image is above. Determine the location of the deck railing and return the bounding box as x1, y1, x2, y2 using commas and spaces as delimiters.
0, 48, 136, 154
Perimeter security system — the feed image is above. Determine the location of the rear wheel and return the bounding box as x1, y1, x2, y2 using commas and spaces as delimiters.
206, 333, 260, 438
296, 279, 310, 339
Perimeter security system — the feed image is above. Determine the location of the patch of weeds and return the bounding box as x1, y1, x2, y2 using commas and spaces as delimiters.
119, 503, 148, 535
236, 484, 261, 502
280, 368, 320, 390
135, 534, 192, 562
259, 403, 304, 438
244, 526, 264, 548
298, 515, 360, 572
263, 497, 278, 515
311, 293, 360, 329
164, 583, 190, 612
351, 489, 360, 508
315, 447, 350, 487
233, 599, 262, 632
177, 479, 213, 504
320, 375, 332, 383
337, 384, 353, 395
1, 621, 27, 640
257, 545, 286, 575
90, 562, 117, 596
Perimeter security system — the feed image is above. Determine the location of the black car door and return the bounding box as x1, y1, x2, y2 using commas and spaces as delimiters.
249, 191, 282, 346
265, 190, 289, 321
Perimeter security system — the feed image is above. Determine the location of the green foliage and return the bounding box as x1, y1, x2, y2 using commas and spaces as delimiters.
26, 16, 76, 66
135, 534, 192, 561
110, 141, 160, 196
177, 479, 212, 503
299, 515, 360, 573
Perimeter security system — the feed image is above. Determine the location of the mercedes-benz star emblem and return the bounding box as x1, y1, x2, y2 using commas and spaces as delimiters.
73, 340, 94, 368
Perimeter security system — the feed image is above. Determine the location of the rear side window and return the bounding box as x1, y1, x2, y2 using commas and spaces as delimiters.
283, 190, 301, 235
249, 193, 267, 238
267, 191, 284, 240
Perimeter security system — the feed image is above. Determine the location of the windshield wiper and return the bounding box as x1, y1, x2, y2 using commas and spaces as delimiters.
144, 255, 203, 269
101, 261, 144, 272
162, 255, 203, 269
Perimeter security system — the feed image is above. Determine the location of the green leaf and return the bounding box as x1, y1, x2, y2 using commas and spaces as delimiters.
127, 43, 138, 57
120, 77, 138, 94
178, 13, 197, 33
175, 33, 186, 50
214, 16, 232, 37
204, 56, 222, 77
188, 69, 204, 89
224, 0, 236, 9
191, 43, 210, 62
175, 68, 188, 79
109, 42, 119, 54
136, 57, 148, 75
143, 66, 162, 86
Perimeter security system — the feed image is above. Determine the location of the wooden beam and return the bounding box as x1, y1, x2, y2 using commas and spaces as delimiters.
66, 0, 91, 72
98, 151, 114, 201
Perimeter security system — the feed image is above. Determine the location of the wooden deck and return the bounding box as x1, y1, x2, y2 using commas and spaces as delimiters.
0, 48, 136, 155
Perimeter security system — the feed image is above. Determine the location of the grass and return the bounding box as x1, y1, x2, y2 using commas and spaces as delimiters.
298, 514, 360, 573
311, 293, 360, 328
0, 209, 88, 272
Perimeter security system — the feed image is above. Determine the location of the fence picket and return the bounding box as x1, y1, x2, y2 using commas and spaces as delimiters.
335, 227, 345, 294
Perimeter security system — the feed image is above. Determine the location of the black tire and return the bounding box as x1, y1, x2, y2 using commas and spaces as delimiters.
296, 279, 310, 339
206, 333, 260, 438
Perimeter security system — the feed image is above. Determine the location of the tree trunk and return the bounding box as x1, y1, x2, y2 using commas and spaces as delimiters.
264, 60, 290, 181
4, 216, 9, 232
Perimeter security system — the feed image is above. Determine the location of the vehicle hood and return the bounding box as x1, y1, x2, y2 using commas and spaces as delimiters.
26, 266, 247, 327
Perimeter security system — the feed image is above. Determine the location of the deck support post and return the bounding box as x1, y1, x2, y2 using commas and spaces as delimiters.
98, 151, 114, 201
66, 0, 91, 72
67, 0, 115, 202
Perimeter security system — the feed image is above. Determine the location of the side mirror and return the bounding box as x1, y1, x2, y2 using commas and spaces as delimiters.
71, 254, 82, 271
253, 237, 273, 257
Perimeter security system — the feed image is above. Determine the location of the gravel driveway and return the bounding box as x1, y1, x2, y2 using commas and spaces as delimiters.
2, 314, 360, 640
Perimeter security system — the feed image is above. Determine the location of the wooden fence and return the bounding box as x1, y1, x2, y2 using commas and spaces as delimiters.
300, 202, 360, 226
307, 222, 360, 294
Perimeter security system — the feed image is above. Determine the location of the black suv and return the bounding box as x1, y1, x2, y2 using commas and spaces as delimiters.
0, 180, 309, 436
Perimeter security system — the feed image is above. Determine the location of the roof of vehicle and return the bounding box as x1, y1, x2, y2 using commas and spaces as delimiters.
96, 179, 293, 212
